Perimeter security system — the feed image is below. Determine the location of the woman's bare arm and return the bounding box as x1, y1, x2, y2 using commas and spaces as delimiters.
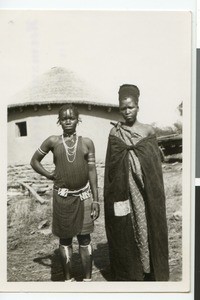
30, 136, 57, 180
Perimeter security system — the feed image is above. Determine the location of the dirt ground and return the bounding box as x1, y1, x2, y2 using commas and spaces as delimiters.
7, 162, 182, 282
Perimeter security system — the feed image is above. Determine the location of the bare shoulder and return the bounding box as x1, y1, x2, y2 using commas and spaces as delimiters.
82, 137, 95, 148
46, 135, 60, 144
41, 135, 60, 149
136, 122, 155, 137
144, 124, 156, 136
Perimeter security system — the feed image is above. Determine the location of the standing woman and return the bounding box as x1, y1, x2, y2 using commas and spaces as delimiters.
30, 104, 100, 282
104, 84, 169, 281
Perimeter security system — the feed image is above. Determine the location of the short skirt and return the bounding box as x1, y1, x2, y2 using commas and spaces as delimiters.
52, 189, 94, 238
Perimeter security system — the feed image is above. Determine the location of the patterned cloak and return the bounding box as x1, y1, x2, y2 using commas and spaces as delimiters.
104, 133, 169, 281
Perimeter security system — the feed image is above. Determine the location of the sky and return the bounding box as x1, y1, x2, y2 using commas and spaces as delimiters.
0, 10, 191, 126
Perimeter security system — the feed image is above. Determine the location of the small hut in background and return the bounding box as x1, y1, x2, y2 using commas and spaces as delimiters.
7, 67, 119, 165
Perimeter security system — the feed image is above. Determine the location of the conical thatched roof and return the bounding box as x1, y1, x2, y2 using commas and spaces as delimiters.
9, 67, 117, 108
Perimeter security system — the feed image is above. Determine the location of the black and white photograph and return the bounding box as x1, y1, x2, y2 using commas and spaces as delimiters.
0, 9, 193, 293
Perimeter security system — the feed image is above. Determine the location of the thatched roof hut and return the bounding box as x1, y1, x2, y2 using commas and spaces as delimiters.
8, 66, 117, 109
7, 67, 119, 165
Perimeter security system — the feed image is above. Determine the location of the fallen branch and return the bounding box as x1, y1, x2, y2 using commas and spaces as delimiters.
18, 180, 48, 204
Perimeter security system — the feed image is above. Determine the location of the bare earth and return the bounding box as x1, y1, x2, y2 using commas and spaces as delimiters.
7, 162, 182, 282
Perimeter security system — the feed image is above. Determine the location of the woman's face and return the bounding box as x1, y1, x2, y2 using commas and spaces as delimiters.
119, 97, 139, 125
59, 109, 78, 135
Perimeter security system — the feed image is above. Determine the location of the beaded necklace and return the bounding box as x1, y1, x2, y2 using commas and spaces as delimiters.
62, 134, 78, 163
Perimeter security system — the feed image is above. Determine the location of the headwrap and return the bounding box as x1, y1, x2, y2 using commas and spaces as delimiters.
118, 84, 140, 101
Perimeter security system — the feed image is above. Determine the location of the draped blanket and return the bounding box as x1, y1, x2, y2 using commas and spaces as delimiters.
104, 133, 169, 281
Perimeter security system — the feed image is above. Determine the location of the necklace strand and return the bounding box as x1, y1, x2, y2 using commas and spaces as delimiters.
62, 134, 78, 163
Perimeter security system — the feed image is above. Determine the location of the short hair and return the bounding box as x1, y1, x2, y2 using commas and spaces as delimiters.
118, 84, 140, 103
57, 104, 79, 124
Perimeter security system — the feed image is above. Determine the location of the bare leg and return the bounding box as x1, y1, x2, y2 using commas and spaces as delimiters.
59, 244, 73, 281
79, 243, 93, 281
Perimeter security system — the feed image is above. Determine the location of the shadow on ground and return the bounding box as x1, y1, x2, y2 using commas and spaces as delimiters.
33, 242, 112, 281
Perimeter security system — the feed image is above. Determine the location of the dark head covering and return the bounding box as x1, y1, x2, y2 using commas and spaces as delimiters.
118, 84, 140, 101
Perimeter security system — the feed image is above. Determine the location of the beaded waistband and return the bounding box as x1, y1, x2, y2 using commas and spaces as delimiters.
54, 182, 90, 199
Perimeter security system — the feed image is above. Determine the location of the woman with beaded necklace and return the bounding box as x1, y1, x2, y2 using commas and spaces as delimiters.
30, 104, 100, 282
